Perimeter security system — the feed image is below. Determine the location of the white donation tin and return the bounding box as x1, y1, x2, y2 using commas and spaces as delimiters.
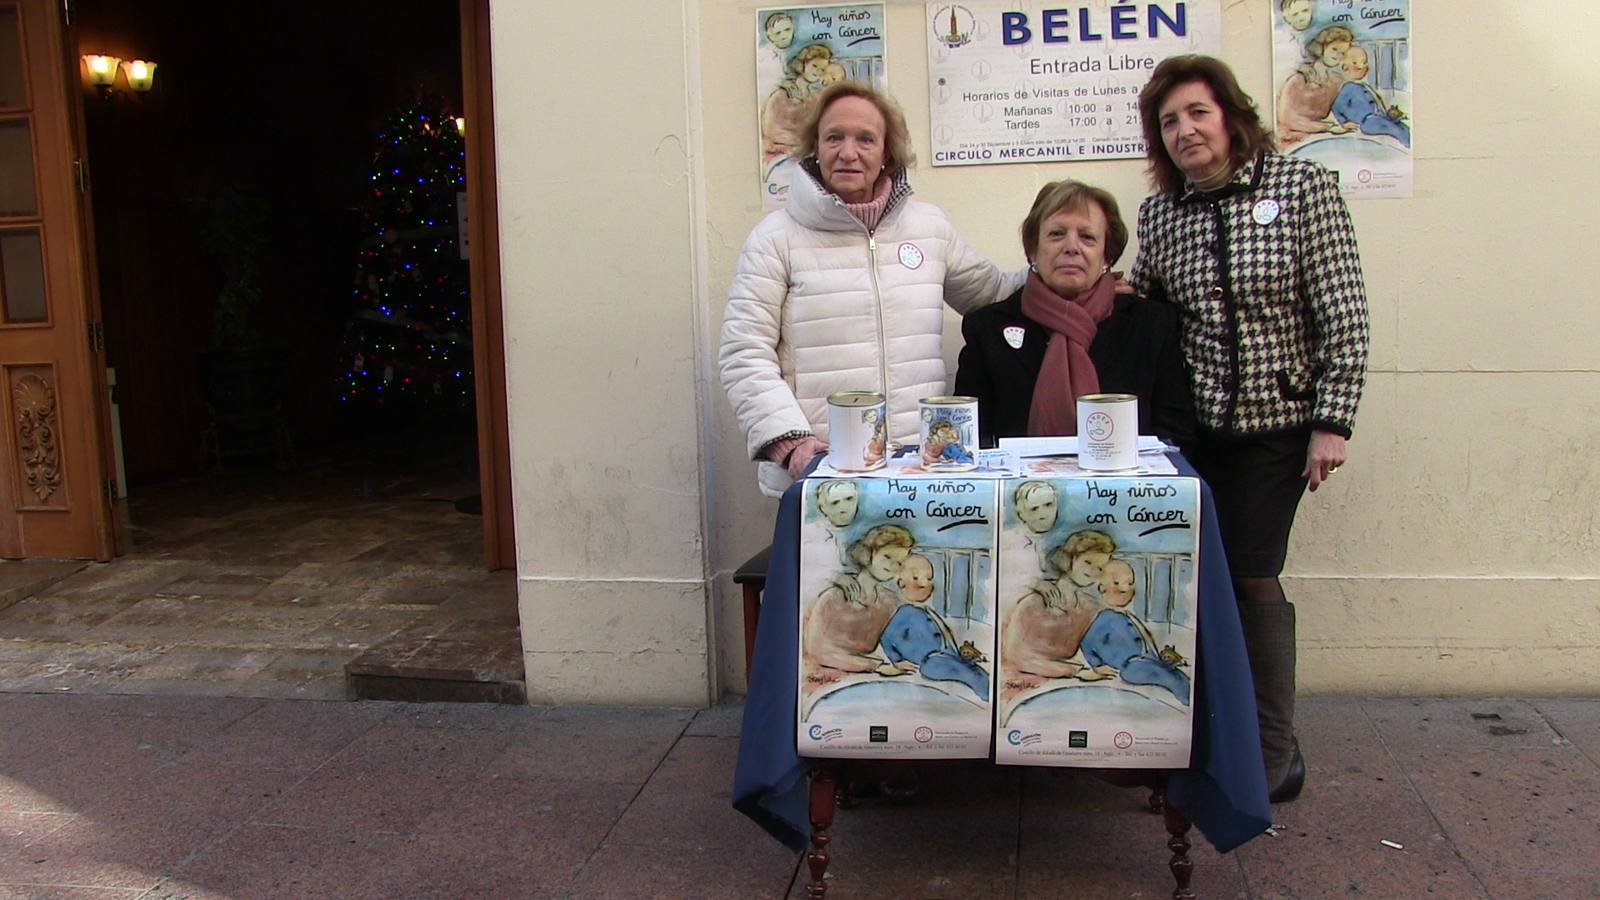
918, 395, 979, 471
826, 391, 888, 472
1076, 393, 1139, 471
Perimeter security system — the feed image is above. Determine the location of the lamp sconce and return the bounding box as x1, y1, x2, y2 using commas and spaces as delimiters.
83, 53, 119, 97
121, 59, 157, 92
82, 53, 157, 98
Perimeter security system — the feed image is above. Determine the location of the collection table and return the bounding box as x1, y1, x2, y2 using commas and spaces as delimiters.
732, 454, 1272, 895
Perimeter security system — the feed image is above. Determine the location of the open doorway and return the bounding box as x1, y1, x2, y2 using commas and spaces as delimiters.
0, 0, 523, 700
79, 2, 483, 531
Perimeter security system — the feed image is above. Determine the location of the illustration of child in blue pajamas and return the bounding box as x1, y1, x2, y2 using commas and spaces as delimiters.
876, 554, 990, 701
1077, 560, 1191, 705
1331, 45, 1410, 147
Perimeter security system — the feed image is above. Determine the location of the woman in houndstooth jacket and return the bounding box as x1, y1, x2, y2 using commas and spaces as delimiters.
1130, 55, 1370, 805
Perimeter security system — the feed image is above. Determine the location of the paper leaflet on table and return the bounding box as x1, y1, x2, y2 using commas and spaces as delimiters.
811, 445, 1021, 479
998, 435, 1170, 457
797, 476, 997, 758
814, 443, 1177, 478
994, 475, 1200, 768
997, 435, 1178, 475
1022, 455, 1177, 477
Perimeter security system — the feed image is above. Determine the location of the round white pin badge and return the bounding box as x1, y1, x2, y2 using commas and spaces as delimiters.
1253, 199, 1281, 225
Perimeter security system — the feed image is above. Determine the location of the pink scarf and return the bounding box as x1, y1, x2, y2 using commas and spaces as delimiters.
1020, 270, 1115, 436
840, 173, 893, 231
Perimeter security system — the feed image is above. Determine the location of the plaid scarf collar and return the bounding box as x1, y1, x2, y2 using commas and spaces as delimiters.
799, 157, 914, 221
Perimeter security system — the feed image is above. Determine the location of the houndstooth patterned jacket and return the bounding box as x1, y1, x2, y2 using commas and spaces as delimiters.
1130, 152, 1369, 438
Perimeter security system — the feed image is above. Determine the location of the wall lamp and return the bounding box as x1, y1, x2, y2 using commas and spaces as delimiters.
122, 60, 157, 92
82, 53, 157, 98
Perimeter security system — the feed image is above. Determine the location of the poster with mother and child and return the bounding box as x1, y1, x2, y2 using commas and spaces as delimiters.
995, 476, 1199, 768
796, 473, 1200, 767
1272, 0, 1412, 197
798, 477, 998, 758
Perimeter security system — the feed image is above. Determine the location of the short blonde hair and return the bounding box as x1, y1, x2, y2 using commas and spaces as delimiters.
786, 42, 832, 78
1100, 558, 1135, 581
1013, 480, 1055, 507
1047, 530, 1116, 573
796, 82, 917, 173
815, 479, 856, 503
1306, 25, 1355, 62
900, 553, 933, 576
849, 524, 914, 568
1020, 181, 1128, 266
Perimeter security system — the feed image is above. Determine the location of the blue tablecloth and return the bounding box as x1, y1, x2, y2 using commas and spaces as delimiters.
732, 454, 1271, 854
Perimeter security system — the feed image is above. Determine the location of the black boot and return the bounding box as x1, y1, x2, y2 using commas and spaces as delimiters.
1238, 601, 1302, 802
1270, 739, 1306, 803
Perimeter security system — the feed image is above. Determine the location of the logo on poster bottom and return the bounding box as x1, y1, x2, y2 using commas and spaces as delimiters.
1114, 731, 1135, 749
914, 726, 934, 743
869, 726, 889, 743
808, 725, 843, 743
1007, 729, 1042, 747
1068, 731, 1089, 748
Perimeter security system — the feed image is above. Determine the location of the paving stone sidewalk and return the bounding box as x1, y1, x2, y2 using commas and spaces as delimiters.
2, 694, 1596, 898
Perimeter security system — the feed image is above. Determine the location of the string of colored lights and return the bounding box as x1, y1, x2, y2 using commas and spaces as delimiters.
337, 95, 471, 409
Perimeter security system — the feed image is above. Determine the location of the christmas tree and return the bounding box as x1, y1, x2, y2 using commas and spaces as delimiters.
337, 94, 471, 412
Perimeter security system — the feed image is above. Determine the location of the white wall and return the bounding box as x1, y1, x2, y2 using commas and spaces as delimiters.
490, 0, 715, 704
492, 0, 1600, 703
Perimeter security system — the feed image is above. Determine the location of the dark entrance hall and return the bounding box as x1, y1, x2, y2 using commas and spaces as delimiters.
0, 432, 521, 700
0, 1, 522, 701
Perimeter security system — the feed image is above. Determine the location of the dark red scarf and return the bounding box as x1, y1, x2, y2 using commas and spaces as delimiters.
1020, 270, 1115, 436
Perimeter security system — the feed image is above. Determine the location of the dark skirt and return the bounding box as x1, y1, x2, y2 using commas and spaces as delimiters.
1185, 428, 1310, 577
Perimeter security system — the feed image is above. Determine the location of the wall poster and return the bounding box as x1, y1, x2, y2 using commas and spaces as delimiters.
757, 4, 887, 209
925, 1, 1221, 167
798, 476, 996, 759
995, 476, 1199, 768
1272, 0, 1412, 198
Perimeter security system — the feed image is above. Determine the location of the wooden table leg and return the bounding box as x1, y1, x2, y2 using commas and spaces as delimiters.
741, 583, 761, 675
1148, 784, 1165, 814
1160, 783, 1196, 900
806, 765, 838, 898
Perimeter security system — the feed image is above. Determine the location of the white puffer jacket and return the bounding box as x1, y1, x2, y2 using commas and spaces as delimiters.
720, 169, 1023, 496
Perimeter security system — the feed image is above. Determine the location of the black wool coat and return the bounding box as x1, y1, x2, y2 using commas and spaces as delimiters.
953, 288, 1197, 449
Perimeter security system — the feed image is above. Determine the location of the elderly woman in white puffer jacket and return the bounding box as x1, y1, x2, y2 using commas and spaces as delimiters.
720, 83, 1023, 497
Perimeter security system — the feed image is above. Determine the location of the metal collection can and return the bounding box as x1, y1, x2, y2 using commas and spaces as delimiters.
918, 395, 979, 471
825, 391, 888, 472
1076, 393, 1139, 471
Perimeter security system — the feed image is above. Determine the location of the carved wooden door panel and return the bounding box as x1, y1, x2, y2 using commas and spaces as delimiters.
0, 0, 112, 559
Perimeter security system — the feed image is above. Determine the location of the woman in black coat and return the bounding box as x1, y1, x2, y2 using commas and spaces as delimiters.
954, 180, 1194, 449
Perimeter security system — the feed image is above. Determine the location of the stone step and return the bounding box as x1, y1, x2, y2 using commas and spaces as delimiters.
345, 604, 524, 703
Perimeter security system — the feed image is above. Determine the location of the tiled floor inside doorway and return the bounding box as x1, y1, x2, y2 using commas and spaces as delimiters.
0, 442, 522, 701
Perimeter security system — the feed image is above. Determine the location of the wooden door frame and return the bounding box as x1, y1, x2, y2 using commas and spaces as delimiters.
20, 3, 501, 564
0, 0, 117, 560
60, 2, 119, 559
460, 0, 514, 570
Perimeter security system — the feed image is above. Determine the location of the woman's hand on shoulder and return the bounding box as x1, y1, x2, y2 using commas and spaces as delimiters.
1303, 429, 1348, 492
1111, 270, 1135, 295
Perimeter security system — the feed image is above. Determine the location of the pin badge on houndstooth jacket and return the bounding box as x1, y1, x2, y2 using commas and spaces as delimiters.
1129, 151, 1370, 438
